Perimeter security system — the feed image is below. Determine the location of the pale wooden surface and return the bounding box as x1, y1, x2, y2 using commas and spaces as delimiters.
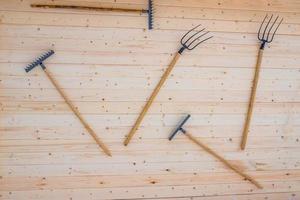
184, 132, 263, 189
0, 0, 300, 199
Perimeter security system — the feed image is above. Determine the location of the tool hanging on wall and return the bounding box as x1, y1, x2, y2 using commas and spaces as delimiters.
169, 114, 263, 189
124, 25, 213, 146
31, 0, 154, 29
24, 50, 112, 156
240, 14, 283, 150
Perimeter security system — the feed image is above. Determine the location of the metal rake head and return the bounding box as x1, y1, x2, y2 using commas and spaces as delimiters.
148, 0, 154, 29
168, 114, 191, 141
25, 50, 54, 72
178, 24, 213, 54
258, 14, 283, 49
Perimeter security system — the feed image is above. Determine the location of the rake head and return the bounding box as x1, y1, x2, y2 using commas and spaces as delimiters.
178, 24, 213, 54
25, 50, 54, 73
258, 14, 283, 49
148, 0, 154, 29
168, 114, 191, 141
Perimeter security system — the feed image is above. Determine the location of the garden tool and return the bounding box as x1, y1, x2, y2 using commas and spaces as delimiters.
241, 14, 283, 150
24, 50, 112, 156
31, 0, 154, 29
124, 25, 213, 146
169, 114, 263, 189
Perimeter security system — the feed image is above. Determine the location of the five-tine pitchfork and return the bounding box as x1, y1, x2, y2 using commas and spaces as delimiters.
124, 25, 213, 146
241, 14, 283, 150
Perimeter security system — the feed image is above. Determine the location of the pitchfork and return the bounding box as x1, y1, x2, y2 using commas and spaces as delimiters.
241, 14, 283, 150
124, 25, 213, 146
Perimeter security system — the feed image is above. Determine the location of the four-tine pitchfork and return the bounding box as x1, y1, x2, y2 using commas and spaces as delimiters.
124, 25, 213, 146
240, 14, 283, 150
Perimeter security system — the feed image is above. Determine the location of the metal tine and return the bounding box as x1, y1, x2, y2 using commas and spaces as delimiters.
267, 17, 283, 43
266, 15, 279, 41
262, 14, 273, 41
184, 28, 205, 46
181, 24, 213, 50
187, 31, 213, 50
258, 15, 268, 40
180, 24, 201, 46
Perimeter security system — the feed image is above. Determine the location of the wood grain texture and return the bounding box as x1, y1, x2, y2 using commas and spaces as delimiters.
0, 0, 300, 199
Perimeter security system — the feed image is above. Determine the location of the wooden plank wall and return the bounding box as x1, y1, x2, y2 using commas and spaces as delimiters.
0, 0, 300, 199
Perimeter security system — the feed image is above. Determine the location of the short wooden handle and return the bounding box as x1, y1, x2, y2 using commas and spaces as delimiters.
124, 53, 181, 146
43, 69, 112, 156
185, 132, 263, 189
241, 49, 264, 150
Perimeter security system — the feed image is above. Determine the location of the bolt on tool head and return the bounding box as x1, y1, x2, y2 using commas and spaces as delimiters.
258, 14, 283, 49
25, 50, 54, 72
169, 114, 191, 140
178, 25, 213, 54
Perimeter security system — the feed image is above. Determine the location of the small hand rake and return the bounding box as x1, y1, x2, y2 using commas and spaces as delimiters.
24, 50, 112, 156
31, 0, 154, 30
169, 114, 263, 189
124, 25, 213, 146
241, 14, 283, 150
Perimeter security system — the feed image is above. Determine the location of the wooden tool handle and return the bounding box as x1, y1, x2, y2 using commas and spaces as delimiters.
124, 53, 181, 146
241, 49, 264, 150
185, 132, 263, 189
31, 4, 147, 13
43, 69, 112, 156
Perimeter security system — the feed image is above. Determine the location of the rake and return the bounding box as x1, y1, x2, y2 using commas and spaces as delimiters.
124, 25, 213, 146
169, 114, 263, 189
31, 0, 154, 30
24, 50, 112, 156
241, 14, 283, 150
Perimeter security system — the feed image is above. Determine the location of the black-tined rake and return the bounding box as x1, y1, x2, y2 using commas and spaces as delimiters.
25, 50, 112, 156
31, 0, 154, 30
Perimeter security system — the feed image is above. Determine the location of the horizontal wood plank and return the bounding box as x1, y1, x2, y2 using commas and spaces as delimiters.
1, 0, 300, 199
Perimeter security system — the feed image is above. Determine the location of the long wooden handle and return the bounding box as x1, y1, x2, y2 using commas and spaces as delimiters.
185, 132, 263, 189
43, 69, 112, 156
124, 53, 181, 146
31, 4, 147, 13
241, 49, 264, 150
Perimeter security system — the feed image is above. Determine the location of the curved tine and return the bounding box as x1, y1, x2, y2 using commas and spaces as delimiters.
181, 24, 201, 45
258, 14, 268, 40
262, 14, 273, 41
186, 31, 209, 49
188, 34, 213, 50
266, 15, 279, 41
184, 28, 206, 46
267, 17, 283, 43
